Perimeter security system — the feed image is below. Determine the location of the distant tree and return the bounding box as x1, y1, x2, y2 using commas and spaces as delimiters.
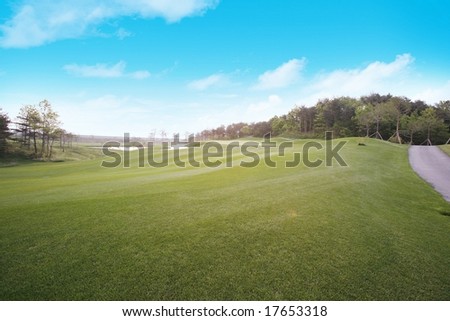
410, 100, 429, 115
195, 94, 450, 145
435, 100, 450, 132
38, 100, 60, 159
313, 107, 327, 136
66, 132, 76, 148
354, 105, 374, 137
419, 108, 445, 145
252, 121, 271, 137
314, 98, 358, 137
369, 103, 386, 139
215, 125, 226, 139
16, 100, 61, 159
149, 128, 157, 142
385, 96, 411, 144
57, 128, 67, 152
286, 106, 316, 136
270, 116, 286, 136
17, 105, 41, 155
240, 125, 251, 137
0, 109, 11, 156
226, 122, 247, 139
160, 129, 167, 141
402, 112, 422, 144
360, 93, 392, 105
199, 129, 212, 140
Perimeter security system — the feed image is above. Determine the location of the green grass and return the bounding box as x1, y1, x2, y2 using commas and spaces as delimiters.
1, 138, 449, 300
440, 144, 450, 157
0, 144, 103, 167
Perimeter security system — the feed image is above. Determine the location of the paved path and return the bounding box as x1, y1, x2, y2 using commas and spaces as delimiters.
409, 146, 450, 202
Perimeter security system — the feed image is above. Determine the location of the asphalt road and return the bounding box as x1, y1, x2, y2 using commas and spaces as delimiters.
409, 146, 450, 202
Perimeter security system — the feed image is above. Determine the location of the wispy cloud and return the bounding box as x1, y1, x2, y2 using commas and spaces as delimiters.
188, 73, 228, 91
248, 95, 282, 113
413, 80, 450, 104
130, 70, 151, 80
63, 61, 150, 79
121, 0, 220, 22
312, 54, 413, 93
254, 58, 306, 90
0, 0, 220, 48
116, 28, 132, 40
298, 54, 415, 104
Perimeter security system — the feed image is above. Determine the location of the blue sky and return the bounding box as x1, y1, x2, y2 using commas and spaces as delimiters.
1, 0, 449, 136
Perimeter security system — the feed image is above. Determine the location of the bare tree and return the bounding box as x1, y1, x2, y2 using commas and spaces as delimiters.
160, 129, 167, 142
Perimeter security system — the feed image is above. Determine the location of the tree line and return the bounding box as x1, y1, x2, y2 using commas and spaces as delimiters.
0, 100, 75, 159
197, 94, 450, 145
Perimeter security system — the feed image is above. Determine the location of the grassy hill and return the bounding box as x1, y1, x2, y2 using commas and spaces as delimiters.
0, 144, 104, 168
1, 138, 449, 300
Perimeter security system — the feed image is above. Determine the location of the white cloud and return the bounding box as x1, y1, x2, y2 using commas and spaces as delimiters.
298, 54, 416, 105
130, 70, 151, 80
248, 95, 282, 113
312, 54, 413, 93
412, 81, 450, 104
118, 0, 220, 22
63, 61, 150, 79
58, 96, 137, 136
83, 95, 127, 109
0, 0, 219, 48
254, 58, 306, 90
188, 73, 227, 90
64, 61, 126, 78
116, 28, 132, 40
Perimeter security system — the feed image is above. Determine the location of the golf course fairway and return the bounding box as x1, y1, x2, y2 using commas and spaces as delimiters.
1, 138, 449, 300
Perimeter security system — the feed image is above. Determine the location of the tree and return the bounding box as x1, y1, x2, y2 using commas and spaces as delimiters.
215, 125, 226, 139
0, 109, 11, 156
354, 105, 373, 137
410, 100, 429, 115
360, 93, 392, 105
313, 98, 358, 137
419, 108, 444, 145
385, 96, 411, 144
252, 121, 271, 137
240, 125, 251, 137
402, 112, 421, 144
435, 100, 450, 132
160, 129, 167, 141
17, 105, 41, 155
270, 116, 286, 136
369, 103, 389, 140
148, 128, 157, 142
16, 100, 61, 159
285, 106, 316, 136
38, 100, 60, 159
194, 93, 450, 145
226, 122, 247, 139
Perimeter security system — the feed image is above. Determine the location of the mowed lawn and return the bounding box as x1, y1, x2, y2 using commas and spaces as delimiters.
440, 144, 450, 156
1, 138, 449, 300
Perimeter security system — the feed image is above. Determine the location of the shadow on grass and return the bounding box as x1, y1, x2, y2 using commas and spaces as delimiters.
438, 210, 450, 217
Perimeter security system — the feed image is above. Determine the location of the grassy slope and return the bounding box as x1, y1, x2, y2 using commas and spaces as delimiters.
440, 144, 450, 156
0, 138, 449, 300
0, 144, 103, 167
